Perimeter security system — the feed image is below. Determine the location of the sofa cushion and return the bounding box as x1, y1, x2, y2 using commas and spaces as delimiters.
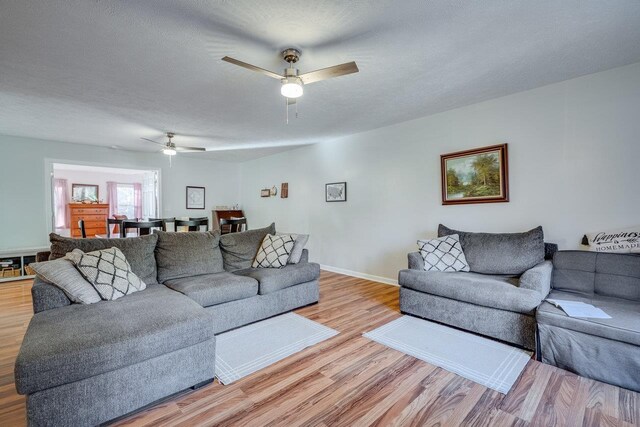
164, 272, 258, 307
49, 233, 159, 285
155, 230, 223, 282
538, 290, 640, 346
220, 223, 276, 271
552, 251, 640, 300
29, 258, 101, 304
438, 224, 545, 275
234, 262, 320, 295
14, 285, 213, 395
398, 269, 542, 314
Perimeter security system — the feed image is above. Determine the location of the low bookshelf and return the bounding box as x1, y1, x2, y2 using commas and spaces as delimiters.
0, 247, 48, 283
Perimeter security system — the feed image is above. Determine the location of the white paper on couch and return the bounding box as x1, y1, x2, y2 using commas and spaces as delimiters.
546, 299, 611, 319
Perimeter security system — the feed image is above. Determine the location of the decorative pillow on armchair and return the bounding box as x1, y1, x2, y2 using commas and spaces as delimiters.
252, 234, 296, 268
67, 247, 146, 301
418, 234, 470, 272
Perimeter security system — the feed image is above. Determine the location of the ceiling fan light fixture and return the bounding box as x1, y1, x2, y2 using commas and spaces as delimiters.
281, 77, 303, 98
162, 147, 177, 156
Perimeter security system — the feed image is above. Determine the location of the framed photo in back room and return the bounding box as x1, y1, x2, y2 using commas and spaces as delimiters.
186, 186, 205, 209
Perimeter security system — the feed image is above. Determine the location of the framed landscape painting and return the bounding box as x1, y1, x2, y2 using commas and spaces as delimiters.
441, 144, 509, 205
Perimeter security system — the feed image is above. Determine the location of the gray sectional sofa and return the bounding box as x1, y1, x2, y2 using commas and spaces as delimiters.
15, 224, 320, 426
399, 225, 557, 350
537, 251, 640, 392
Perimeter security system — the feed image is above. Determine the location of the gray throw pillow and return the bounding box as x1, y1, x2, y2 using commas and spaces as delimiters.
29, 258, 101, 304
220, 223, 276, 271
286, 234, 309, 264
48, 233, 159, 285
154, 230, 224, 282
438, 224, 545, 275
67, 248, 146, 301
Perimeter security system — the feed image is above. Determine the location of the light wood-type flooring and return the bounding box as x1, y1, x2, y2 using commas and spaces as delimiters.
1, 272, 638, 426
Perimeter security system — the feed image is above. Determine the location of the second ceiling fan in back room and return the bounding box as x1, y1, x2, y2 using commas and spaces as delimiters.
141, 132, 206, 167
222, 48, 359, 122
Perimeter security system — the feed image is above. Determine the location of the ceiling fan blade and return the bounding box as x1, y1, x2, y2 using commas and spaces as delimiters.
141, 137, 166, 146
299, 61, 359, 85
221, 56, 283, 80
175, 146, 206, 152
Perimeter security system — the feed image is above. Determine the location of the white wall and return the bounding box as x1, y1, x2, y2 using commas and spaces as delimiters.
240, 62, 640, 282
0, 135, 241, 250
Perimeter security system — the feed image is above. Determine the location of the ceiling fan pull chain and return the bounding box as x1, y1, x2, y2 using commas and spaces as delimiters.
285, 98, 289, 124
295, 99, 298, 120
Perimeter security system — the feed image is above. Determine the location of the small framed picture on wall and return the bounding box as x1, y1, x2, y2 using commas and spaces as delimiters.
326, 182, 347, 202
186, 186, 205, 209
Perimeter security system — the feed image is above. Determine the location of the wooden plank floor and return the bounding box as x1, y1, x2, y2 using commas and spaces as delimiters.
1, 271, 639, 426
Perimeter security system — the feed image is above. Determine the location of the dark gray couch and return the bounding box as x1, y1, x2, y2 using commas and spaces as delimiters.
537, 251, 640, 392
399, 225, 557, 350
15, 224, 319, 426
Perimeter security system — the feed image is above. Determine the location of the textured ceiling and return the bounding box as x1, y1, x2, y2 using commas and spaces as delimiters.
1, 1, 640, 161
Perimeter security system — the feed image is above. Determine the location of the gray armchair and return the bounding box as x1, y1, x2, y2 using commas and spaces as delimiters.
398, 224, 557, 350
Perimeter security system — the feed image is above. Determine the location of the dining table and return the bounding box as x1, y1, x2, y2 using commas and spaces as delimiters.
94, 233, 139, 239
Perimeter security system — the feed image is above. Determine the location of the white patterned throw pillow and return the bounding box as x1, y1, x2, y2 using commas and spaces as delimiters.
418, 234, 470, 272
67, 247, 146, 300
252, 234, 296, 268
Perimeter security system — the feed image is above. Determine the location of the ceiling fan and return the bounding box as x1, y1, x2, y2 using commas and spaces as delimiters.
222, 48, 359, 103
141, 132, 206, 156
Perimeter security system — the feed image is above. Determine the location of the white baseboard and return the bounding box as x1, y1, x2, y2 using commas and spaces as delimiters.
319, 264, 399, 286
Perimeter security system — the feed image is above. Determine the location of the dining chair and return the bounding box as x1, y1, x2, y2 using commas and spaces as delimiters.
112, 214, 139, 235
120, 220, 164, 237
219, 218, 247, 234
149, 217, 176, 232
175, 218, 208, 232
106, 218, 124, 238
191, 217, 209, 231
78, 219, 87, 238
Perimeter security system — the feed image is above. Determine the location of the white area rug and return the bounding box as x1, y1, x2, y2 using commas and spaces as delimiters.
215, 312, 338, 385
363, 316, 531, 394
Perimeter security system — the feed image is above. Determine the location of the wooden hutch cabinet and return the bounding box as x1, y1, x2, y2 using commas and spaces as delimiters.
212, 209, 246, 233
69, 203, 109, 238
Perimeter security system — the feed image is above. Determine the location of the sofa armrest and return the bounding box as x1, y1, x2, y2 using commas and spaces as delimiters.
519, 260, 553, 299
299, 249, 309, 264
544, 243, 558, 260
408, 252, 424, 270
31, 278, 71, 314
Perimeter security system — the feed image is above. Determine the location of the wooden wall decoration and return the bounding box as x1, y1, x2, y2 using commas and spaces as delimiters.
281, 183, 289, 198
